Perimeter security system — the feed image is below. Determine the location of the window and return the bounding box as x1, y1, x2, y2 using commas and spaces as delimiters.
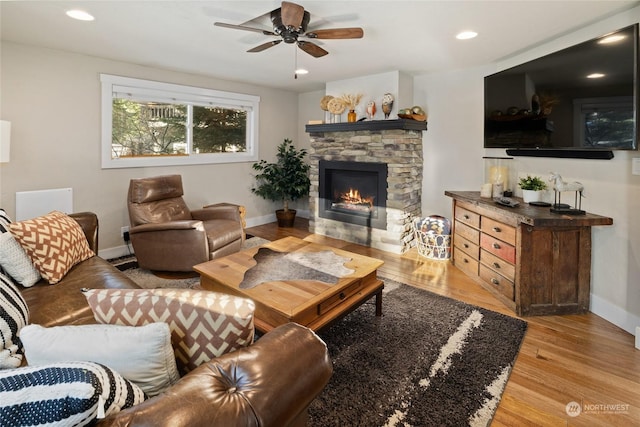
101, 74, 259, 168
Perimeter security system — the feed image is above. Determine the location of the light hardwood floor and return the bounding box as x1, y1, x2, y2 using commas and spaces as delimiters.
246, 218, 640, 427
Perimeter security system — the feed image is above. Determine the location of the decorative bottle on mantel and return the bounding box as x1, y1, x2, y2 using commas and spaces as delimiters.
347, 109, 357, 122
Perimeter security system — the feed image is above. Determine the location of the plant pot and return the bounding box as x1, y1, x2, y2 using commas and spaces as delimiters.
522, 189, 543, 203
276, 209, 296, 227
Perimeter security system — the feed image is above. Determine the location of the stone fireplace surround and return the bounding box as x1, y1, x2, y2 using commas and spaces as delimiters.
305, 120, 426, 254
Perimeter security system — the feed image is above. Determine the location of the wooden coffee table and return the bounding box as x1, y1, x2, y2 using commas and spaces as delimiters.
194, 236, 384, 333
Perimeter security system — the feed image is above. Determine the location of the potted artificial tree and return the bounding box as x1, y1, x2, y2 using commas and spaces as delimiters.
251, 139, 311, 227
518, 175, 547, 203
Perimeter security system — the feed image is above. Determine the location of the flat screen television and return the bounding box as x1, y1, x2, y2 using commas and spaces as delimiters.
484, 24, 639, 159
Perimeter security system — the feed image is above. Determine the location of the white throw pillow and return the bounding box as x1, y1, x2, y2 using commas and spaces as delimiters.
20, 322, 180, 396
0, 232, 41, 287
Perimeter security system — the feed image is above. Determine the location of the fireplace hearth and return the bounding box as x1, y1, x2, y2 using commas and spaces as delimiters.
319, 160, 387, 229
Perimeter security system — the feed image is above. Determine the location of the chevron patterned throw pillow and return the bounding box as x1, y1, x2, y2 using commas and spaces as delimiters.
9, 211, 94, 284
83, 288, 255, 375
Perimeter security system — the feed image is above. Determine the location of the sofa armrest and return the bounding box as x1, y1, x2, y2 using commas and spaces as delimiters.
98, 323, 333, 427
69, 212, 99, 253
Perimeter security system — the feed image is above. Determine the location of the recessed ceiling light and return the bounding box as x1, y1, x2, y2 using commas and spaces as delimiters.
456, 31, 478, 40
66, 10, 95, 21
587, 73, 605, 79
599, 34, 625, 44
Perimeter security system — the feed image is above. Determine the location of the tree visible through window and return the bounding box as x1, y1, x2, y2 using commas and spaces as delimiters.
101, 74, 259, 168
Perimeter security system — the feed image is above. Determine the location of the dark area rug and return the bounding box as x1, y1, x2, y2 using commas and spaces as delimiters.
308, 279, 528, 427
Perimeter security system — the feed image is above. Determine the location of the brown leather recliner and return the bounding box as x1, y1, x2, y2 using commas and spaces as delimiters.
127, 175, 244, 272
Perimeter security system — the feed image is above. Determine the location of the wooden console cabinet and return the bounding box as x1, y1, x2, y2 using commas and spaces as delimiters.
445, 191, 613, 316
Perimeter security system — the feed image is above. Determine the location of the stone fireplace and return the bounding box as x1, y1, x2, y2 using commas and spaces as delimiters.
305, 120, 426, 254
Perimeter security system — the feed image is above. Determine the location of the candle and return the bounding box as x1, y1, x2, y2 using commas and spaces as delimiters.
489, 166, 509, 190
480, 183, 493, 198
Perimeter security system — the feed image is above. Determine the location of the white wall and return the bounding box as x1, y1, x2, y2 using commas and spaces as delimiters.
0, 42, 299, 257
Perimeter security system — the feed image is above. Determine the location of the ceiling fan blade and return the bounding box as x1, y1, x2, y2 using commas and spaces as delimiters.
247, 40, 283, 53
281, 1, 305, 28
305, 28, 364, 39
298, 41, 328, 58
214, 22, 276, 36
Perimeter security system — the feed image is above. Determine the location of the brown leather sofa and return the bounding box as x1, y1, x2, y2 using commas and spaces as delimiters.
20, 212, 333, 426
127, 174, 244, 272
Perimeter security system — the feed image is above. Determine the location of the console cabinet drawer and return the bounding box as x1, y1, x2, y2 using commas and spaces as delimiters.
479, 264, 515, 301
481, 217, 516, 245
454, 249, 479, 276
480, 233, 516, 264
454, 220, 480, 245
480, 249, 515, 281
455, 206, 480, 228
454, 234, 480, 259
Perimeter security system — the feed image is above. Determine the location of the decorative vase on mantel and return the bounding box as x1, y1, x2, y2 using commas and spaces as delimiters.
522, 189, 543, 203
347, 109, 357, 122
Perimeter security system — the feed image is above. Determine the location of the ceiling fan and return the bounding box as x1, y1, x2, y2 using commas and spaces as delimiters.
214, 1, 364, 58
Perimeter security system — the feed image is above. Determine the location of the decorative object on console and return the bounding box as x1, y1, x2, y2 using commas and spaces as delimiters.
484, 156, 513, 198
251, 138, 311, 227
518, 174, 547, 203
381, 93, 394, 119
549, 172, 585, 215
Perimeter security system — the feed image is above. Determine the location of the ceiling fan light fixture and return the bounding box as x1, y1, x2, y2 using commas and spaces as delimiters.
456, 31, 478, 40
66, 9, 95, 21
295, 68, 309, 75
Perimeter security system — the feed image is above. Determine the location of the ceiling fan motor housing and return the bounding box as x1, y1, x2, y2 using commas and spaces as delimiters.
271, 8, 310, 43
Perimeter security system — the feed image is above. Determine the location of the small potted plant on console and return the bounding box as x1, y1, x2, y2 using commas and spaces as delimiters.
518, 175, 547, 203
251, 139, 311, 227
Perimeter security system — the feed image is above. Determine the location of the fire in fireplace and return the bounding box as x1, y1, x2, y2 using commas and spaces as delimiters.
318, 160, 387, 229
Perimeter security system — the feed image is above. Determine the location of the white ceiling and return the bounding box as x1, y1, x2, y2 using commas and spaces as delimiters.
1, 1, 638, 93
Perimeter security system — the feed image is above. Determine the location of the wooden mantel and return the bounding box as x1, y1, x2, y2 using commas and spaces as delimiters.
305, 118, 427, 133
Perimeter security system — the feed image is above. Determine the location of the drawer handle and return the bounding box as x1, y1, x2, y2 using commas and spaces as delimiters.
491, 278, 500, 285
493, 242, 501, 249
463, 214, 470, 220
463, 243, 469, 248
493, 262, 501, 269
463, 258, 469, 264
339, 292, 346, 300
492, 226, 501, 233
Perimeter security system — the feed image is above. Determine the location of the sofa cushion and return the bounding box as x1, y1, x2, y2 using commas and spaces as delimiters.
0, 271, 28, 369
9, 211, 94, 284
0, 361, 146, 425
0, 210, 40, 287
20, 322, 179, 397
83, 288, 255, 375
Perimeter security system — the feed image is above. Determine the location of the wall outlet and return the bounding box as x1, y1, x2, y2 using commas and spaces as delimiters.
121, 226, 130, 242
632, 158, 640, 176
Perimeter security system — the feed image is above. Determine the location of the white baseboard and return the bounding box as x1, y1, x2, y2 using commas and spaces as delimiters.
590, 293, 640, 337
98, 244, 133, 260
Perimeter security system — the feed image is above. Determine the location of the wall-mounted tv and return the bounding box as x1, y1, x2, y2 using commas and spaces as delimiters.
484, 24, 639, 159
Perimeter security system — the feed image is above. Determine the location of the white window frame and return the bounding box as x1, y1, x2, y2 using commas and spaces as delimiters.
100, 74, 260, 169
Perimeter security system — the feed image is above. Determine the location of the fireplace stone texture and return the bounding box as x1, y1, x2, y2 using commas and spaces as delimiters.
308, 126, 423, 254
